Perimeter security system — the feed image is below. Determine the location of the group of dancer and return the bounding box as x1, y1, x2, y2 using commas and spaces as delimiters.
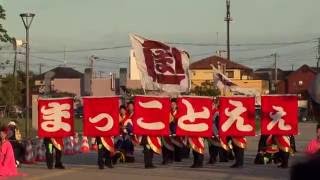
1, 98, 313, 177
40, 98, 299, 170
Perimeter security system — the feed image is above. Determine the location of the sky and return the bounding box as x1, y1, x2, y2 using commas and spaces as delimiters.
1, 0, 320, 74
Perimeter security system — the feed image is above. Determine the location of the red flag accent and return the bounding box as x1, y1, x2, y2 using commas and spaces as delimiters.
261, 95, 298, 135
219, 97, 255, 137
171, 136, 184, 148
274, 135, 291, 152
38, 97, 74, 138
188, 137, 205, 154
265, 135, 280, 154
83, 97, 120, 137
133, 96, 170, 136
51, 138, 63, 151
101, 137, 115, 154
162, 137, 174, 151
176, 96, 213, 137
231, 137, 247, 149
219, 136, 230, 150
147, 136, 162, 154
132, 135, 142, 146
123, 113, 134, 127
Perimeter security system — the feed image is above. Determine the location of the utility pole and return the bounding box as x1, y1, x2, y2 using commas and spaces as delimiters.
272, 53, 278, 93
317, 38, 320, 72
88, 55, 97, 95
20, 12, 35, 137
225, 0, 232, 60
39, 63, 43, 74
64, 46, 67, 66
17, 61, 22, 71
12, 38, 18, 77
89, 56, 94, 78
11, 38, 18, 107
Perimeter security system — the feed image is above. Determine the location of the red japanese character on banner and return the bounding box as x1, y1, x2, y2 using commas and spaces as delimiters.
142, 41, 186, 85
83, 97, 120, 137
219, 97, 255, 137
133, 96, 170, 136
176, 97, 213, 137
38, 97, 74, 138
261, 95, 298, 135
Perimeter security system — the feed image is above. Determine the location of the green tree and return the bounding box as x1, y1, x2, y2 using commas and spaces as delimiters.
49, 91, 76, 98
126, 88, 145, 96
0, 70, 35, 108
0, 5, 11, 43
0, 74, 23, 107
191, 80, 220, 97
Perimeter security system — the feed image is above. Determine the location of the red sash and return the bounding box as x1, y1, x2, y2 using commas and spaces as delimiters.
147, 136, 162, 154
123, 113, 133, 127
264, 135, 279, 154
274, 135, 291, 152
231, 136, 247, 149
51, 138, 63, 151
219, 136, 230, 150
101, 137, 115, 154
170, 110, 177, 123
188, 137, 205, 154
162, 137, 174, 151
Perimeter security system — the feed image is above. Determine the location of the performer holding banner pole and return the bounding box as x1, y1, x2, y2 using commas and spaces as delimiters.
161, 99, 177, 165
207, 103, 230, 164
170, 99, 185, 162
219, 96, 256, 168
189, 137, 205, 168
133, 96, 170, 169
82, 96, 121, 169
260, 95, 299, 168
38, 97, 75, 170
117, 103, 136, 163
43, 138, 65, 169
230, 136, 246, 168
274, 135, 291, 168
96, 137, 114, 169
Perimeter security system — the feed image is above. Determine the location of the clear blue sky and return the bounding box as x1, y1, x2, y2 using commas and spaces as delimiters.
1, 0, 320, 73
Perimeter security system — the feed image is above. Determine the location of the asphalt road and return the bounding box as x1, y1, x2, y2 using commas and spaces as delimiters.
9, 122, 318, 180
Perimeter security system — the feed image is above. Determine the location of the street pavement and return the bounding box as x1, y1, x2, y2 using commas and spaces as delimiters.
10, 122, 317, 180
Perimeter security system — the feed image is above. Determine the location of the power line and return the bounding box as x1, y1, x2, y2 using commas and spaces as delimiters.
0, 38, 316, 55
167, 39, 314, 47
29, 45, 131, 54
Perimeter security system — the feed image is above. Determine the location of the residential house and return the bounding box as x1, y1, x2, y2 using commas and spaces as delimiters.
190, 55, 269, 94
277, 64, 318, 100
34, 67, 83, 96
254, 68, 292, 93
34, 66, 142, 97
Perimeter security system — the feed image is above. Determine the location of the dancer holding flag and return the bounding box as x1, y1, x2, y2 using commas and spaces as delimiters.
38, 97, 75, 170
129, 34, 191, 169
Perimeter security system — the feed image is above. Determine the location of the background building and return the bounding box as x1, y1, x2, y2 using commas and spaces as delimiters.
189, 55, 269, 95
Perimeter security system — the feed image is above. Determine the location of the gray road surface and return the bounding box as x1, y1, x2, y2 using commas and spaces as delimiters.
9, 122, 318, 180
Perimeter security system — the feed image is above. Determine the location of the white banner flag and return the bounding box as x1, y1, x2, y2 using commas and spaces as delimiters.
130, 34, 190, 93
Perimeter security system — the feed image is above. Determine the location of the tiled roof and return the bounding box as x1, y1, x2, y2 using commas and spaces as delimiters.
35, 67, 83, 80
254, 68, 292, 80
190, 55, 252, 70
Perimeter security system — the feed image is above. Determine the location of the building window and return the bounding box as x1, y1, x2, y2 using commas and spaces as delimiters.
226, 70, 234, 78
